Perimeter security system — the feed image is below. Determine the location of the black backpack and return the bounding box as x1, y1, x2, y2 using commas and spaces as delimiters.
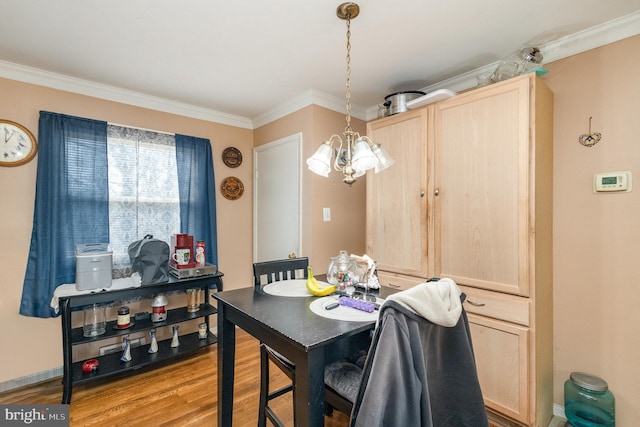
128, 234, 170, 285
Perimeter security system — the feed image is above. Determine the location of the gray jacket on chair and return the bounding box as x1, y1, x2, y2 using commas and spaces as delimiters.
350, 298, 489, 427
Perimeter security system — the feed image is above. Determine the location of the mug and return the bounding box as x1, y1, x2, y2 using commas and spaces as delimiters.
173, 248, 190, 265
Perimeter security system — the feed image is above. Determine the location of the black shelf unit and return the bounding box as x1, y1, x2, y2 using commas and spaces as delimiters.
71, 331, 217, 384
59, 272, 223, 404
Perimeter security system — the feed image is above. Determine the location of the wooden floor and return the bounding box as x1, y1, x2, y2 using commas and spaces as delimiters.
0, 329, 350, 426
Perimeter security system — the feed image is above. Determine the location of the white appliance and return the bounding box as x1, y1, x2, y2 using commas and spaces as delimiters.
76, 243, 113, 291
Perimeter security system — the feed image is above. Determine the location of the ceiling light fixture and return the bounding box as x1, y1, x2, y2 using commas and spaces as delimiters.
306, 2, 394, 186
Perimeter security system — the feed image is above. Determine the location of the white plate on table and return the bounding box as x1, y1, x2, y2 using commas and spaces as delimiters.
309, 296, 384, 322
263, 279, 329, 297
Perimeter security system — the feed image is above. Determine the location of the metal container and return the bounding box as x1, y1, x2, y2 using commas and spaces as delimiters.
151, 294, 168, 322
384, 91, 426, 116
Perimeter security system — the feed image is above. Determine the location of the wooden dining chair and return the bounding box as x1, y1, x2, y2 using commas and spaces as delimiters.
253, 257, 309, 288
253, 257, 309, 427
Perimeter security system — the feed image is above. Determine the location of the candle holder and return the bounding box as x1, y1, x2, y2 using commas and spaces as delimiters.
186, 288, 201, 313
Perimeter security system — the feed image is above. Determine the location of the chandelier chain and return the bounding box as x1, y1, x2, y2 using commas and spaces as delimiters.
344, 12, 352, 132
305, 3, 394, 186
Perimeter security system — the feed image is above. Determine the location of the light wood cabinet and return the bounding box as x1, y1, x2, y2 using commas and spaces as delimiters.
434, 74, 553, 426
366, 74, 553, 427
366, 107, 433, 279
467, 313, 530, 424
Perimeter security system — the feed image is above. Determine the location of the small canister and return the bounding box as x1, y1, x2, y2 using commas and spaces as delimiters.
564, 372, 615, 426
117, 306, 131, 328
198, 322, 208, 339
151, 294, 168, 322
195, 241, 206, 267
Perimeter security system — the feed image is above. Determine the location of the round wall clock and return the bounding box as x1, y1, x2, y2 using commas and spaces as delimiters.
220, 176, 244, 200
0, 119, 37, 167
222, 146, 242, 168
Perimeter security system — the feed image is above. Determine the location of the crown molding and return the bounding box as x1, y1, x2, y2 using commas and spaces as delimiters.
252, 88, 367, 129
0, 60, 253, 129
1, 10, 637, 128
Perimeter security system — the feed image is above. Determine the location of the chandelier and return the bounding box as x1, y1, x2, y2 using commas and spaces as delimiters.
306, 2, 394, 186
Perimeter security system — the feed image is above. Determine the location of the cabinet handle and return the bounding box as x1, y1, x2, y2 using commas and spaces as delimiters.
420, 191, 425, 197
388, 282, 402, 288
466, 299, 486, 307
434, 189, 440, 196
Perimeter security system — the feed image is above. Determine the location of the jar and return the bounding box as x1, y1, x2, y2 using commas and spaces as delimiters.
564, 372, 615, 426
491, 47, 543, 83
198, 322, 208, 339
326, 250, 365, 293
377, 101, 391, 119
116, 306, 131, 328
151, 294, 168, 322
186, 288, 201, 313
83, 303, 106, 337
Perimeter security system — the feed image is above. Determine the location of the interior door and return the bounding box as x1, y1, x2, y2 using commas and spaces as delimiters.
253, 133, 302, 262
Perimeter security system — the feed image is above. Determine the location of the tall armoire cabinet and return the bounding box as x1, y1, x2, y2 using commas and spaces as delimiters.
366, 74, 553, 427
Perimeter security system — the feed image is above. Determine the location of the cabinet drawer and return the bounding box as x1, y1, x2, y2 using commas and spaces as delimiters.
460, 285, 529, 327
377, 271, 426, 291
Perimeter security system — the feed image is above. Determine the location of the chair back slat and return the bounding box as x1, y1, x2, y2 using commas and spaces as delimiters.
253, 257, 309, 287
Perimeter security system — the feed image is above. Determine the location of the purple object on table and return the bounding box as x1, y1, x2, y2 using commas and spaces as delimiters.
338, 296, 376, 313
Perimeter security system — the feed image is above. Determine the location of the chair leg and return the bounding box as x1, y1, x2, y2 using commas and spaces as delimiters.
258, 344, 269, 427
259, 343, 295, 427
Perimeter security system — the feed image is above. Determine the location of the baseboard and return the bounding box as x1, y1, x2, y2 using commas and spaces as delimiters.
0, 367, 62, 393
554, 403, 566, 419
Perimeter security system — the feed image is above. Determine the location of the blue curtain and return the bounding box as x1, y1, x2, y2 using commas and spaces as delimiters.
20, 112, 109, 318
175, 134, 218, 267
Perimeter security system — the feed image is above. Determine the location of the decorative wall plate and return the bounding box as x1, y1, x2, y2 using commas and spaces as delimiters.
220, 176, 244, 200
222, 146, 242, 168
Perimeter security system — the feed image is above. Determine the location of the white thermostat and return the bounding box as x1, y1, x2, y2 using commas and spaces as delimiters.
593, 171, 632, 193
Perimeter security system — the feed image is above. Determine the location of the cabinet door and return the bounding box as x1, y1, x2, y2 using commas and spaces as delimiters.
434, 77, 531, 296
366, 108, 431, 278
467, 313, 530, 425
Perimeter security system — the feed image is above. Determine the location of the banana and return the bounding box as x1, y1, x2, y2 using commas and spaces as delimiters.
306, 266, 337, 297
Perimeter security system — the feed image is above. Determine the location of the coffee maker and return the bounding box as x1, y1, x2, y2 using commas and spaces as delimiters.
170, 233, 196, 269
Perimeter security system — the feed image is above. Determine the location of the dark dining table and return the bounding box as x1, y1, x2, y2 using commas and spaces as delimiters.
214, 283, 393, 427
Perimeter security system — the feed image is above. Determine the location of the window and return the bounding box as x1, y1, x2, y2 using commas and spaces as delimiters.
21, 112, 218, 318
107, 125, 180, 267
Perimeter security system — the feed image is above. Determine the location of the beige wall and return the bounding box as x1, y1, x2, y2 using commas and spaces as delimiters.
254, 104, 367, 269
0, 78, 255, 382
544, 35, 639, 426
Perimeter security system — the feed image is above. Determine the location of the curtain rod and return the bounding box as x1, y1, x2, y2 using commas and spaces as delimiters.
108, 122, 175, 136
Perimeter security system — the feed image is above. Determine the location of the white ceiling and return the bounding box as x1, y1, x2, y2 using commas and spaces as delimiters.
1, 1, 639, 128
